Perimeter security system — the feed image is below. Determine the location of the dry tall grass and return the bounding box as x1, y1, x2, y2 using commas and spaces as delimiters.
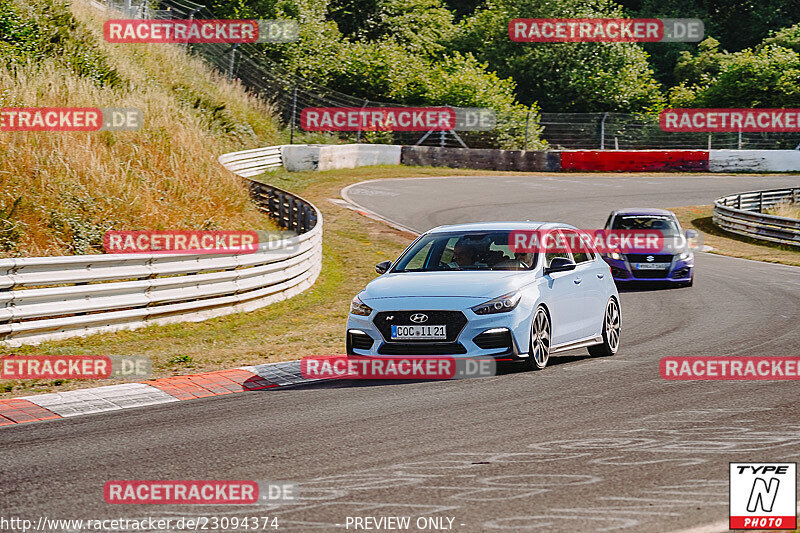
766, 202, 800, 220
0, 0, 281, 256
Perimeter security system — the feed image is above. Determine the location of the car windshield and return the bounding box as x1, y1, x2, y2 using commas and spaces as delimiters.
611, 215, 680, 234
392, 231, 538, 272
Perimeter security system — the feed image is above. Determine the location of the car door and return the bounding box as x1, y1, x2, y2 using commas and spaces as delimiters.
540, 231, 584, 346
567, 233, 607, 339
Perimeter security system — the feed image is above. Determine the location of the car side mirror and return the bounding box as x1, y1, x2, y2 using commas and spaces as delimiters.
544, 257, 576, 275
375, 260, 391, 274
685, 229, 698, 239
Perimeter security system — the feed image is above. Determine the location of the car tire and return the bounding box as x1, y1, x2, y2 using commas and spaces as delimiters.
588, 298, 621, 357
524, 305, 551, 371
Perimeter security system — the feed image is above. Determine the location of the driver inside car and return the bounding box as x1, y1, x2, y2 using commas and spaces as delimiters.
447, 239, 477, 268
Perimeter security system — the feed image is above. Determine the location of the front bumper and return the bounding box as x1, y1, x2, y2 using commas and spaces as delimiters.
603, 255, 693, 283
346, 300, 531, 359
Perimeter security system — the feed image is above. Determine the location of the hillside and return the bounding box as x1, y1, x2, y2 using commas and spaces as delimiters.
0, 0, 281, 257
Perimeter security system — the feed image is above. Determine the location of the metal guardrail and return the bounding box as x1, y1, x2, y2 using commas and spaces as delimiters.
0, 147, 322, 346
218, 146, 318, 234
713, 188, 800, 247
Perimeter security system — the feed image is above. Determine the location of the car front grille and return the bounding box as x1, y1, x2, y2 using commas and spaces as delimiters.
378, 342, 467, 355
626, 254, 673, 263
373, 310, 467, 343
632, 269, 671, 279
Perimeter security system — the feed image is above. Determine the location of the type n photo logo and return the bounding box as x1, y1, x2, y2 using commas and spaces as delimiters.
730, 463, 796, 530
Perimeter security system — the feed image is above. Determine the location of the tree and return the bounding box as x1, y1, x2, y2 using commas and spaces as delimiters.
450, 0, 664, 112
668, 38, 800, 108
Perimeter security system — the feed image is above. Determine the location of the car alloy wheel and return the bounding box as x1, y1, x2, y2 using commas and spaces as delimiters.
589, 298, 620, 357
527, 306, 551, 370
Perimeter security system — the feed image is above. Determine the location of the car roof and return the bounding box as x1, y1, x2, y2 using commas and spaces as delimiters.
426, 221, 575, 234
611, 208, 676, 217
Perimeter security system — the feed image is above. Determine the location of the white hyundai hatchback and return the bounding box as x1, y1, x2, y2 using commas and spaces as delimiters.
346, 222, 621, 370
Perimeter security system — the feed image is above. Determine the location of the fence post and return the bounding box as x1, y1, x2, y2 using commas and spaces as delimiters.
738, 129, 742, 150
290, 83, 298, 144
600, 112, 608, 150
356, 99, 368, 143
524, 111, 530, 151
185, 7, 200, 50
707, 134, 711, 150
227, 45, 239, 81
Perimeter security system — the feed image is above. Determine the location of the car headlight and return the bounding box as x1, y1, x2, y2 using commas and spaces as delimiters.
677, 251, 692, 261
350, 294, 373, 316
471, 291, 522, 315
609, 252, 622, 260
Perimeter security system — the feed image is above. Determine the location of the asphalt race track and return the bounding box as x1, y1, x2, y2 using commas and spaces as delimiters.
3, 173, 800, 532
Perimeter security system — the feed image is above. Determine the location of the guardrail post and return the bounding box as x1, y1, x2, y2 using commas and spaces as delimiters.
736, 195, 741, 209
299, 204, 307, 233
288, 197, 295, 230
758, 191, 763, 212
794, 188, 799, 206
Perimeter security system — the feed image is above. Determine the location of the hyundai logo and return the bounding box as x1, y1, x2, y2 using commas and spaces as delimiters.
410, 313, 428, 324
646, 255, 655, 262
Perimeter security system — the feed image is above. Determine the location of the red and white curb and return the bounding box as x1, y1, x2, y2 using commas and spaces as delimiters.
0, 361, 319, 426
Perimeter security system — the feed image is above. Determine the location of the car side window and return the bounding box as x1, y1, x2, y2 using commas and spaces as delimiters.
404, 241, 433, 270
544, 230, 572, 267
545, 251, 570, 266
567, 230, 596, 263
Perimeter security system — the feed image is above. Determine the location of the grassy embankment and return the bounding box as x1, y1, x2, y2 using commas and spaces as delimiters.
0, 0, 280, 256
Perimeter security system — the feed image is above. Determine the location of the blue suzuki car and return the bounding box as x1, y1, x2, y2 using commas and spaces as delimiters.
601, 208, 696, 287
346, 222, 621, 370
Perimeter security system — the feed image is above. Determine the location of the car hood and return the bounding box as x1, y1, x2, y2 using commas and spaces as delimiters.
627, 235, 690, 255
361, 271, 534, 300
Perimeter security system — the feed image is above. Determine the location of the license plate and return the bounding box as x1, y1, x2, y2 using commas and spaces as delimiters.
391, 325, 446, 340
634, 262, 671, 270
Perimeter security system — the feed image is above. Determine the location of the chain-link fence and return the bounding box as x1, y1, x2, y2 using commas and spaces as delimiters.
540, 113, 800, 150
100, 0, 800, 151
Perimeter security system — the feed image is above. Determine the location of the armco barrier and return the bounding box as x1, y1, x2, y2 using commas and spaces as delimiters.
227, 145, 800, 174
709, 150, 800, 173
400, 146, 560, 171
713, 188, 800, 247
0, 150, 322, 347
560, 150, 709, 172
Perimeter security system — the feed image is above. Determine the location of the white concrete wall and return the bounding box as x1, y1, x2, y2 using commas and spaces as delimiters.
710, 150, 800, 172
282, 144, 401, 172
281, 144, 318, 172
